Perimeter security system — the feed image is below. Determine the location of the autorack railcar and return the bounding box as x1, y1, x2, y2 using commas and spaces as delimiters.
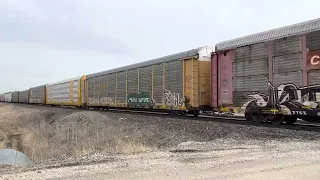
18, 90, 29, 104
0, 94, 5, 102
11, 91, 19, 103
4, 92, 12, 103
45, 75, 86, 107
85, 46, 214, 116
29, 85, 46, 104
211, 18, 320, 124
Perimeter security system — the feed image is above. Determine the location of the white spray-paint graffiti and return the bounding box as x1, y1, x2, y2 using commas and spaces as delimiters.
100, 97, 113, 104
164, 89, 185, 107
241, 81, 320, 115
88, 97, 113, 105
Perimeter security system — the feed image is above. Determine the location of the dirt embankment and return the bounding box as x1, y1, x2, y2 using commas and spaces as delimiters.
0, 104, 158, 163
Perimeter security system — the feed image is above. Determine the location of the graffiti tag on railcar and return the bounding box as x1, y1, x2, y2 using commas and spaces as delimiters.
127, 92, 154, 108
241, 81, 320, 116
307, 50, 320, 69
164, 89, 185, 107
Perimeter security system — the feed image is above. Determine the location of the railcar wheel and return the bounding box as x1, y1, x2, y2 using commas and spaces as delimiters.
252, 114, 268, 123
245, 113, 267, 123
245, 113, 253, 121
193, 110, 199, 117
268, 114, 284, 125
284, 116, 297, 125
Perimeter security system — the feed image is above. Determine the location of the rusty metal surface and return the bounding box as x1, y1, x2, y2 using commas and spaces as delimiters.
307, 50, 320, 70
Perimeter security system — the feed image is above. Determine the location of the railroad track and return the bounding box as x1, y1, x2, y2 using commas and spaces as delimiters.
5, 102, 320, 132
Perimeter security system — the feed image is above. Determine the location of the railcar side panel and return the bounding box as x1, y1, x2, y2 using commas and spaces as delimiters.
307, 31, 320, 86
4, 93, 12, 102
29, 85, 46, 104
272, 36, 303, 87
98, 75, 107, 105
198, 59, 211, 108
18, 90, 29, 103
85, 47, 213, 113
87, 76, 96, 105
117, 71, 127, 106
153, 64, 164, 107
184, 59, 197, 108
108, 73, 117, 106
46, 76, 85, 106
12, 91, 19, 103
164, 60, 184, 109
0, 94, 4, 102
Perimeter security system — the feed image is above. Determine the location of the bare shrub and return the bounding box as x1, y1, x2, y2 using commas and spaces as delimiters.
15, 110, 152, 163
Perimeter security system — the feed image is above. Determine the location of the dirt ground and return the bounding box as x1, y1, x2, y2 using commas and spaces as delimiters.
0, 103, 320, 179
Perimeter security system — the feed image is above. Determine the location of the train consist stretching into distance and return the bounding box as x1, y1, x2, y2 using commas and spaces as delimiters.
1, 18, 320, 125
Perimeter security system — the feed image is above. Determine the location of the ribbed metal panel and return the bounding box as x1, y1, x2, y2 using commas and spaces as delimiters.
233, 75, 268, 92
0, 94, 4, 102
233, 91, 268, 106
308, 70, 320, 85
250, 42, 268, 60
18, 90, 29, 103
165, 60, 183, 104
307, 30, 320, 51
139, 66, 152, 95
272, 36, 301, 56
233, 77, 245, 92
29, 85, 45, 104
94, 76, 100, 102
234, 46, 250, 62
274, 71, 303, 87
127, 69, 138, 94
286, 36, 301, 54
273, 53, 302, 73
273, 38, 286, 56
233, 91, 246, 107
11, 91, 19, 103
153, 64, 163, 104
116, 71, 126, 104
73, 81, 79, 103
233, 58, 268, 77
4, 93, 12, 102
87, 77, 95, 104
98, 75, 107, 100
107, 73, 116, 104
216, 18, 320, 51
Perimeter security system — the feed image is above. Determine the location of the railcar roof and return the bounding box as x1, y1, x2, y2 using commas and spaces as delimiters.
30, 85, 46, 89
216, 18, 320, 51
87, 46, 211, 78
46, 76, 82, 86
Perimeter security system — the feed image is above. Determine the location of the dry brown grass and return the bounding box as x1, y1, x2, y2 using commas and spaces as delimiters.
0, 104, 152, 163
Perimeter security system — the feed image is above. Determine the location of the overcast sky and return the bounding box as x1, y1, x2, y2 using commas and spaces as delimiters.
0, 0, 320, 93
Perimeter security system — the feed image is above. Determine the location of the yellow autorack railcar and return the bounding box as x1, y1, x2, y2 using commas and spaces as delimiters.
46, 75, 87, 106
85, 46, 214, 116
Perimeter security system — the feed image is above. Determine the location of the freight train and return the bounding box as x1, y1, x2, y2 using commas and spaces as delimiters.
1, 18, 320, 125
